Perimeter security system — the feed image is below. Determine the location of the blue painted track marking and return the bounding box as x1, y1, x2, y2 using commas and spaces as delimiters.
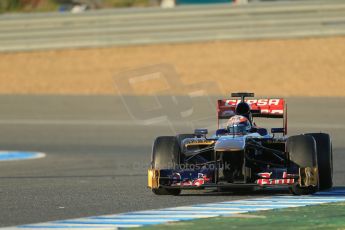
2, 188, 345, 230
0, 151, 46, 161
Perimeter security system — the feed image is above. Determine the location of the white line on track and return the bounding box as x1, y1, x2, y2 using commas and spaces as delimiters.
92, 215, 216, 219
1, 188, 345, 230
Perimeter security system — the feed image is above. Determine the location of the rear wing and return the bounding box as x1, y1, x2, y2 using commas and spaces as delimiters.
217, 98, 287, 134
217, 99, 285, 119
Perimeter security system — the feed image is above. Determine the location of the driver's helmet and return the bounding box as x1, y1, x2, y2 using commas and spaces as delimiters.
226, 115, 251, 135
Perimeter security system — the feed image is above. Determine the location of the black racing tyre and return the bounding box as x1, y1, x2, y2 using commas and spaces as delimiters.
306, 133, 333, 190
289, 183, 318, 195
287, 135, 318, 195
151, 136, 181, 196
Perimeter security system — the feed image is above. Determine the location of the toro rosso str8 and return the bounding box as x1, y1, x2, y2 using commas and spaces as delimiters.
148, 93, 333, 195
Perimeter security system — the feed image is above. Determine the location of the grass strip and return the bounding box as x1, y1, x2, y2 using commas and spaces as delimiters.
140, 202, 345, 230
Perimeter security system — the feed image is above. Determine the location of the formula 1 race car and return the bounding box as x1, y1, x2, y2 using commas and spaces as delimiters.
148, 92, 333, 195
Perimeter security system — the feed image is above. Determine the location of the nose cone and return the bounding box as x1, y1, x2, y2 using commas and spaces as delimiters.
215, 136, 245, 151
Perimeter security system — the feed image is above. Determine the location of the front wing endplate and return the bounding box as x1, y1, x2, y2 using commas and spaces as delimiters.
299, 167, 318, 187
148, 169, 160, 189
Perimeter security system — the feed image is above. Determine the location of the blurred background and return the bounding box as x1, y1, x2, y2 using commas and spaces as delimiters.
0, 0, 345, 227
0, 0, 344, 96
1, 0, 237, 13
0, 0, 305, 13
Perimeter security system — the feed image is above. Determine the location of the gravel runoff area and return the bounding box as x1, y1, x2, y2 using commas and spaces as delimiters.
0, 36, 344, 96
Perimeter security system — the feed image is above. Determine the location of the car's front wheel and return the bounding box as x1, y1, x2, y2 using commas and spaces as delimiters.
306, 133, 333, 190
151, 136, 181, 196
287, 135, 319, 195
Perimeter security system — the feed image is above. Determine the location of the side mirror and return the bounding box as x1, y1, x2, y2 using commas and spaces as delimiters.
271, 128, 285, 134
195, 128, 208, 137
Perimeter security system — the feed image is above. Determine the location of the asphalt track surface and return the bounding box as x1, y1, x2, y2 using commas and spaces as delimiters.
0, 95, 344, 227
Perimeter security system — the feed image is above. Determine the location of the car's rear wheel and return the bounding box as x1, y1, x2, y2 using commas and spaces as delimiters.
287, 135, 318, 195
306, 133, 333, 190
151, 136, 181, 196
